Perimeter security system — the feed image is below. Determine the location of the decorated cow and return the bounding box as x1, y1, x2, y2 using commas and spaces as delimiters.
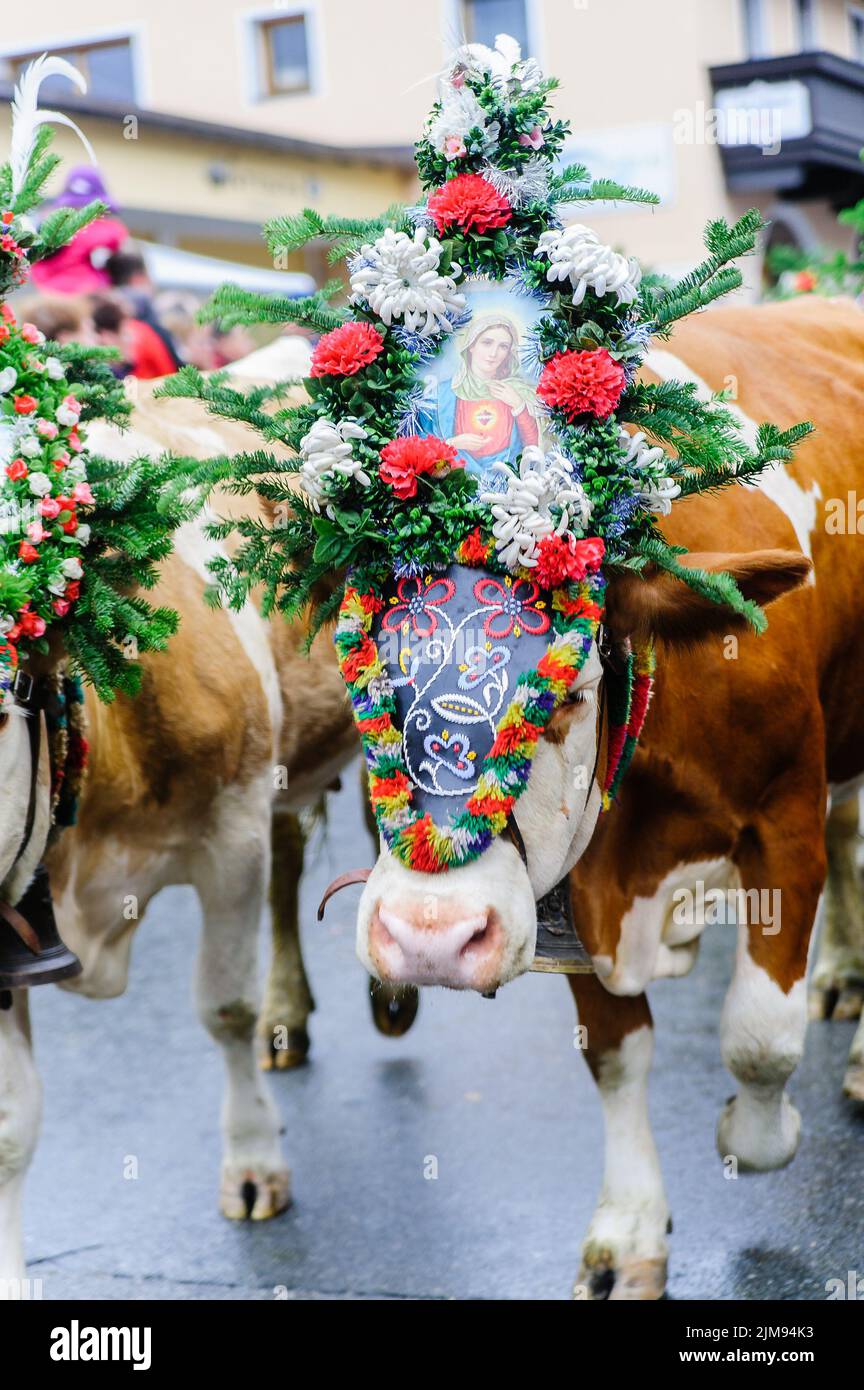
158, 35, 857, 1298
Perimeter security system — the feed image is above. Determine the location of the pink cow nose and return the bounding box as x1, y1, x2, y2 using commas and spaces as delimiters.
369, 903, 504, 991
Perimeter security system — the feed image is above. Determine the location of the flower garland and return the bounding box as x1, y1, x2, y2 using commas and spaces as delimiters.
1, 57, 194, 705
1, 309, 92, 681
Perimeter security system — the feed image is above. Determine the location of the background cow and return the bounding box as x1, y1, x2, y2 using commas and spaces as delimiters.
0, 336, 360, 1288
562, 295, 864, 1298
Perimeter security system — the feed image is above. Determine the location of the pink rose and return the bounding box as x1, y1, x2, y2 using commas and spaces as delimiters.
72, 482, 94, 504
52, 599, 71, 617
37, 418, 59, 439
39, 497, 61, 519
26, 520, 48, 543
20, 322, 44, 345
68, 429, 82, 452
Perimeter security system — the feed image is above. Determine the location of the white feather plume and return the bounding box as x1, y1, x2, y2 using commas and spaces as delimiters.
9, 54, 96, 198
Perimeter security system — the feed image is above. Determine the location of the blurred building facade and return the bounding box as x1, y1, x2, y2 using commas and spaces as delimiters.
1, 0, 863, 290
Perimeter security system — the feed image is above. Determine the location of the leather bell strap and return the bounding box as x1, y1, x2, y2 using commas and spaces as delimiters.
0, 898, 41, 955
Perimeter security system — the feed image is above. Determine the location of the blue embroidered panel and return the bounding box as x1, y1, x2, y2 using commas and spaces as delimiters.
371, 562, 555, 824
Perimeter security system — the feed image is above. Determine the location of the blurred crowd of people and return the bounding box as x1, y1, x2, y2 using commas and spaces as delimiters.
19, 165, 258, 378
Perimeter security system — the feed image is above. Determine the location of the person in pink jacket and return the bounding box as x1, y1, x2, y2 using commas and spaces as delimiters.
31, 166, 129, 294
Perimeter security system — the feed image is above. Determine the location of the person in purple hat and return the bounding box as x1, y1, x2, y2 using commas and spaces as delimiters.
31, 165, 130, 294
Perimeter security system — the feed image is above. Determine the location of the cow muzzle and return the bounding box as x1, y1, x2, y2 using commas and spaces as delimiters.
356, 837, 537, 992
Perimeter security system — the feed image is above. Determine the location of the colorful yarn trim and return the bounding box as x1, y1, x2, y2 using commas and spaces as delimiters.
336, 565, 606, 872
45, 671, 89, 844
601, 642, 655, 811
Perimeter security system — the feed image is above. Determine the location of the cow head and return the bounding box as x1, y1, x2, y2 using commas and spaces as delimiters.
351, 548, 810, 992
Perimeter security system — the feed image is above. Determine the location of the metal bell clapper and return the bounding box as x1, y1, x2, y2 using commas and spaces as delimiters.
0, 864, 82, 989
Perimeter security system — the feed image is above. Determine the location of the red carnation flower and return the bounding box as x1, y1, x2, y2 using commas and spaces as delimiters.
13, 394, 38, 415
379, 435, 462, 500
18, 542, 39, 563
535, 534, 606, 589
537, 348, 626, 421
65, 581, 81, 601
427, 173, 512, 236
309, 321, 384, 378
534, 534, 576, 588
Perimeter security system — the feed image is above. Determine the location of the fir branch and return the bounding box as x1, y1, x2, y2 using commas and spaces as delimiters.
551, 178, 660, 206
635, 536, 767, 633
263, 205, 408, 259
197, 281, 346, 333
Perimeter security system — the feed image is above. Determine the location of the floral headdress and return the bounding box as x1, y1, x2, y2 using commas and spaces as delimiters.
1, 58, 192, 706
162, 34, 811, 871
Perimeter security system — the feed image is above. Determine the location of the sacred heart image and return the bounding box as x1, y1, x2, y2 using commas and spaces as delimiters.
417, 279, 552, 490
372, 564, 554, 824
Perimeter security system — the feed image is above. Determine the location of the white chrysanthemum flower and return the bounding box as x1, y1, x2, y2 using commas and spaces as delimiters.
298, 417, 370, 507
480, 446, 591, 570
0, 367, 17, 394
349, 228, 466, 338
73, 522, 91, 545
536, 224, 642, 308
619, 426, 681, 516
427, 82, 496, 159
61, 556, 83, 580
44, 357, 65, 380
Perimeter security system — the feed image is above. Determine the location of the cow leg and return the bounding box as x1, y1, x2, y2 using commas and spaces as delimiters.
258, 810, 315, 1071
717, 793, 825, 1171
844, 1012, 864, 1101
0, 992, 41, 1291
194, 805, 290, 1221
569, 974, 669, 1301
809, 798, 864, 1022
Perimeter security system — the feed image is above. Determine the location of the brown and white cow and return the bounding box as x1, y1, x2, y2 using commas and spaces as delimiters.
0, 336, 359, 1288
352, 295, 864, 1296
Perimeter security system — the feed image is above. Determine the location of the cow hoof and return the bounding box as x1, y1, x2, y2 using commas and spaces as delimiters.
369, 979, 420, 1037
842, 1062, 864, 1103
220, 1165, 292, 1221
258, 1025, 310, 1071
574, 1256, 666, 1301
716, 1092, 800, 1171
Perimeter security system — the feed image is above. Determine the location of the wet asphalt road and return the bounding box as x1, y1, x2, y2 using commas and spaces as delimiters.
23, 767, 864, 1302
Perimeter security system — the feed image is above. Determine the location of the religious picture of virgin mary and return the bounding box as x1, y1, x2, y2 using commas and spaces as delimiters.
416, 282, 547, 490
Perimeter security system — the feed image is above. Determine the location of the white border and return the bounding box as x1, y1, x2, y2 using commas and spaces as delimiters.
238, 3, 323, 104
0, 25, 149, 108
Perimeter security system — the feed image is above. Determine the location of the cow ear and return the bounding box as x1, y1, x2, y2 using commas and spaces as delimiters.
604, 549, 811, 645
